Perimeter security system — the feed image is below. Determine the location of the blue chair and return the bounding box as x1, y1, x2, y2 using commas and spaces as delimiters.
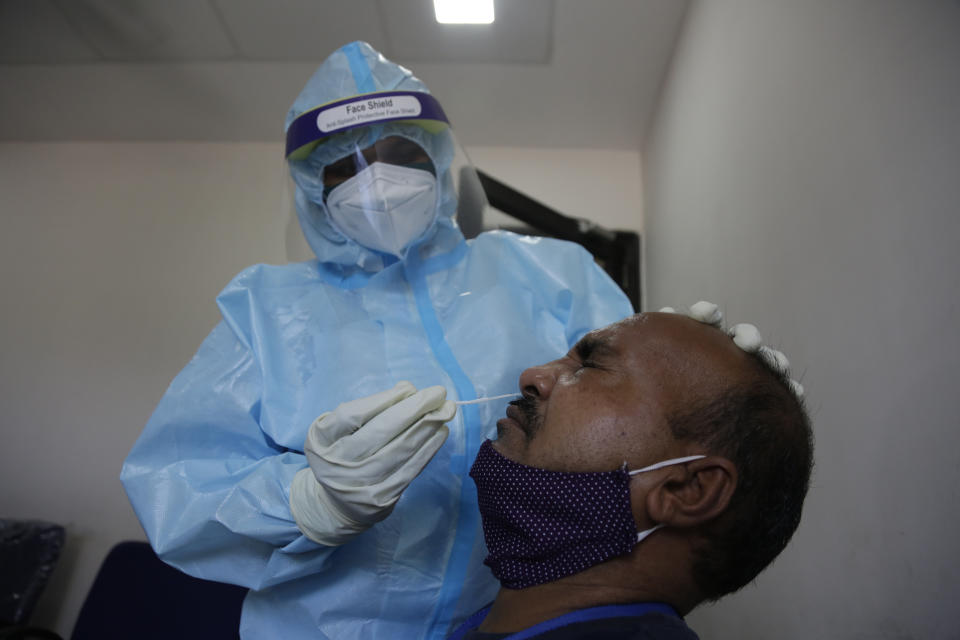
71, 541, 247, 639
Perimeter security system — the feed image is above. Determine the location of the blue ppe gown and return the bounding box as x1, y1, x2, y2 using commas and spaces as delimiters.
120, 41, 634, 640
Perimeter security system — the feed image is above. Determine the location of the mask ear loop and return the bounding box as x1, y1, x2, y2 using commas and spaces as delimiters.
628, 455, 706, 475
636, 525, 665, 544
628, 454, 706, 543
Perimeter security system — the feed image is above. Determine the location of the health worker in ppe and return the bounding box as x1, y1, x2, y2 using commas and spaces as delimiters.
120, 41, 634, 640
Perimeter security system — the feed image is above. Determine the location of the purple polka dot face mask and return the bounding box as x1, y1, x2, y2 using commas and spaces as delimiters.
469, 439, 704, 589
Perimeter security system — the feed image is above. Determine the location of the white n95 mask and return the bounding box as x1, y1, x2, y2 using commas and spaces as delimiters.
325, 162, 438, 257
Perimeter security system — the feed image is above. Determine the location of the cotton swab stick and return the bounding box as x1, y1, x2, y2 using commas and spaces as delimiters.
454, 393, 520, 406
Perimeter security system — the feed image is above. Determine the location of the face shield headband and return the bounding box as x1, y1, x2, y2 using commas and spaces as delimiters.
286, 91, 451, 161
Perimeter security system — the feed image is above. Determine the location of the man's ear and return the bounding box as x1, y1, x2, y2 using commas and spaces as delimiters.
643, 457, 737, 528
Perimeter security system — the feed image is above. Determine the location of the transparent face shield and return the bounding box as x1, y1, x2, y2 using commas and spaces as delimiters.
283, 91, 488, 263
449, 139, 488, 241
320, 135, 435, 199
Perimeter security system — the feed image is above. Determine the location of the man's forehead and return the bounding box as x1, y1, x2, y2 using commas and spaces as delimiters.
589, 312, 754, 385
598, 311, 735, 345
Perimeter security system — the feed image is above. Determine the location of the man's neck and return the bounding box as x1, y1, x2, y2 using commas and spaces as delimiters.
477, 563, 690, 634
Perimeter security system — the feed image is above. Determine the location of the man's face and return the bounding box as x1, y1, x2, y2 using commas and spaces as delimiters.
493, 313, 755, 472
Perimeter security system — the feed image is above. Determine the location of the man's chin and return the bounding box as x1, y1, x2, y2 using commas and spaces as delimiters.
491, 421, 527, 460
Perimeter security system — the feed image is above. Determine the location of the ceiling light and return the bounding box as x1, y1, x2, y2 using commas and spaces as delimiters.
433, 0, 495, 24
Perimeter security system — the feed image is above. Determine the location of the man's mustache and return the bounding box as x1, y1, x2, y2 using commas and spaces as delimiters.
510, 396, 541, 440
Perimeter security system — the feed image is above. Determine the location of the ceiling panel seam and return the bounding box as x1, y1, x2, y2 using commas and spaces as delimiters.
208, 0, 244, 60
51, 0, 107, 61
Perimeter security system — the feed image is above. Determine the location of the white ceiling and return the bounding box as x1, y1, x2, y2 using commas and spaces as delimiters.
0, 0, 689, 149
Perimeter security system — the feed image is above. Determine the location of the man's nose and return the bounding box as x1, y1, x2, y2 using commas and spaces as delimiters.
519, 363, 557, 400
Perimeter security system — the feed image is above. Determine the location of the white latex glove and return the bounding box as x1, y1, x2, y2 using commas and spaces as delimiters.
289, 381, 455, 546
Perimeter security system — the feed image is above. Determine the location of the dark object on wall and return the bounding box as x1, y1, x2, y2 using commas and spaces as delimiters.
465, 170, 641, 311
0, 519, 65, 635
71, 541, 247, 640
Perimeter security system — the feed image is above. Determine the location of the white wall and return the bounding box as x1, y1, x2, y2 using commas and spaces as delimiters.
0, 142, 642, 636
0, 142, 291, 635
643, 2, 960, 638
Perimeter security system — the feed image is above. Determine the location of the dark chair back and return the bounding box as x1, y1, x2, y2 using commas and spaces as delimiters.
71, 541, 247, 640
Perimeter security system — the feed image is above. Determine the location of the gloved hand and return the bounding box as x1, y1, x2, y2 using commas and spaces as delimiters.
289, 381, 455, 546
